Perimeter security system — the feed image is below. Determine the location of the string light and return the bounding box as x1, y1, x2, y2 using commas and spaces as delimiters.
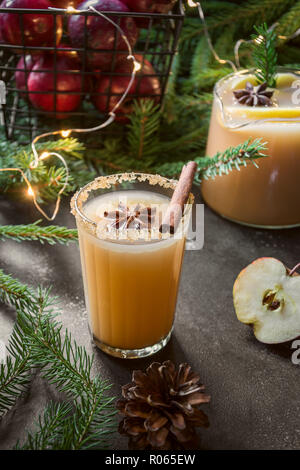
1, 5, 141, 221
61, 130, 72, 138
191, 3, 300, 72
133, 60, 142, 72
66, 6, 79, 14
234, 23, 279, 68
189, 1, 237, 72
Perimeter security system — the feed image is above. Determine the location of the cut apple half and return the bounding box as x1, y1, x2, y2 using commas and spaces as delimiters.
233, 257, 300, 344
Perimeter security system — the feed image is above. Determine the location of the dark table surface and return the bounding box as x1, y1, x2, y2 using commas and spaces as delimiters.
0, 193, 300, 451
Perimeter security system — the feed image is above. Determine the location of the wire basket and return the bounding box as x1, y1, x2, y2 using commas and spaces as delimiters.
0, 2, 184, 145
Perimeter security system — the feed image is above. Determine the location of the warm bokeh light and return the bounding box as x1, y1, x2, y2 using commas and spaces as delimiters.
66, 6, 78, 13
188, 0, 198, 7
61, 130, 72, 138
40, 151, 51, 160
133, 61, 142, 72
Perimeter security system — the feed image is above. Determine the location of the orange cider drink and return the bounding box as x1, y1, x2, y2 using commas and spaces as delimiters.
71, 173, 193, 359
202, 69, 300, 228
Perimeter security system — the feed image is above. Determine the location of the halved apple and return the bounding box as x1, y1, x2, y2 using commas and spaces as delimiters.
233, 257, 300, 344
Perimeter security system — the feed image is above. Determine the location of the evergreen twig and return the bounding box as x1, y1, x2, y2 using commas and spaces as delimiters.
252, 23, 278, 87
196, 138, 267, 180
127, 99, 162, 160
155, 138, 267, 180
0, 269, 35, 311
0, 220, 78, 245
0, 273, 116, 448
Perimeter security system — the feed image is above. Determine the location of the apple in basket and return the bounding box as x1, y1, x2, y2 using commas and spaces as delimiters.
68, 0, 139, 71
27, 53, 85, 118
15, 54, 40, 99
123, 0, 177, 27
92, 54, 161, 119
0, 0, 62, 49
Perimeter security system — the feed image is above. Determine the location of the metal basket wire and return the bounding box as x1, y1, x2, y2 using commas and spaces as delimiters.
0, 2, 184, 144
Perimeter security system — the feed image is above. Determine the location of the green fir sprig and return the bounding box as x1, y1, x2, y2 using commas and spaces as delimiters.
0, 271, 116, 449
196, 138, 267, 181
155, 138, 267, 180
0, 220, 78, 245
251, 23, 278, 87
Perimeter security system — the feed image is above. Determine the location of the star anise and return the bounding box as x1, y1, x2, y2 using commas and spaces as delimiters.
233, 82, 274, 106
103, 202, 156, 230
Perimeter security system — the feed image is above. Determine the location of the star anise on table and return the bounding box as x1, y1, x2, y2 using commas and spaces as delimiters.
103, 202, 156, 230
233, 82, 274, 106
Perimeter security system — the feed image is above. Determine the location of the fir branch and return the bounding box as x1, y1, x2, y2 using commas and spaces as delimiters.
0, 316, 34, 419
196, 138, 267, 181
155, 139, 267, 180
252, 23, 278, 87
0, 268, 116, 447
0, 273, 42, 419
0, 221, 78, 245
0, 269, 35, 311
276, 1, 300, 39
16, 401, 73, 450
19, 298, 117, 449
18, 388, 116, 450
61, 382, 116, 450
127, 100, 162, 160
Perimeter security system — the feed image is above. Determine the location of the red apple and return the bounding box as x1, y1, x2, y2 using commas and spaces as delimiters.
55, 43, 94, 92
123, 0, 176, 13
68, 0, 138, 71
27, 54, 85, 118
0, 0, 62, 49
0, 10, 4, 44
15, 54, 39, 98
51, 0, 81, 8
122, 0, 151, 12
92, 55, 161, 118
123, 0, 176, 27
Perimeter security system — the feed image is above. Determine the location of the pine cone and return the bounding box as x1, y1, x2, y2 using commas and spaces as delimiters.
116, 361, 210, 450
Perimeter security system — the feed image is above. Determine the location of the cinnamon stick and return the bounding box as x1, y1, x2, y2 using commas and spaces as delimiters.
159, 161, 197, 234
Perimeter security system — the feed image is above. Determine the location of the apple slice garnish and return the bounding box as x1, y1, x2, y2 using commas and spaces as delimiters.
233, 257, 300, 344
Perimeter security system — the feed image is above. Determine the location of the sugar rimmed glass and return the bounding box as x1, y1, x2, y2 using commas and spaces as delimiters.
71, 173, 193, 359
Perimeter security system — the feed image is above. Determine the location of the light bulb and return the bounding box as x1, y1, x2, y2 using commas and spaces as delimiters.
133, 60, 141, 72
188, 0, 198, 7
255, 35, 264, 44
61, 130, 71, 138
66, 6, 78, 13
40, 151, 50, 160
28, 187, 34, 197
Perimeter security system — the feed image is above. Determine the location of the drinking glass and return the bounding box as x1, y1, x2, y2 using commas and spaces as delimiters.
202, 67, 300, 228
71, 172, 193, 359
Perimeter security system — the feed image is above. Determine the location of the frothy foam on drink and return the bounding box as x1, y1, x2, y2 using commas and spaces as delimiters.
84, 190, 171, 241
